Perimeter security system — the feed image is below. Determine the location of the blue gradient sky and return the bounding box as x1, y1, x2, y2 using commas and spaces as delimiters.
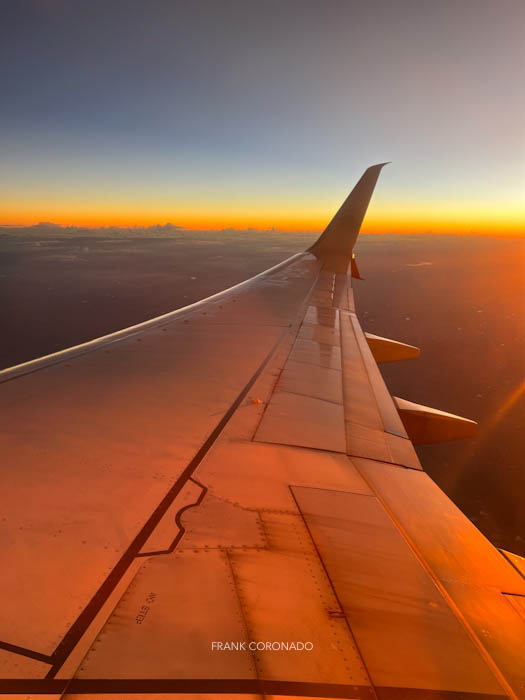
1, 0, 524, 232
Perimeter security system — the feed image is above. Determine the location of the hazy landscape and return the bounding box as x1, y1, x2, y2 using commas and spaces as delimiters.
1, 228, 523, 555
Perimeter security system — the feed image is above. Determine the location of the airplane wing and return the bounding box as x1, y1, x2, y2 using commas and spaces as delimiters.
1, 165, 524, 700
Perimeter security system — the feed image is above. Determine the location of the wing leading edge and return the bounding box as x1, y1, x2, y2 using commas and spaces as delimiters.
0, 166, 523, 699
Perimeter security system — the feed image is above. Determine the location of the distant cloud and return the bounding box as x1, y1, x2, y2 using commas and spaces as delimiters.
405, 261, 433, 267
0, 222, 316, 241
0, 222, 191, 239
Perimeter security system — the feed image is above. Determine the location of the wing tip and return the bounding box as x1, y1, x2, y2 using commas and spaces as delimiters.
309, 162, 389, 266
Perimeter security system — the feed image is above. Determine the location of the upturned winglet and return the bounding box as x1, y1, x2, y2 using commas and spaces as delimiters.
309, 163, 389, 266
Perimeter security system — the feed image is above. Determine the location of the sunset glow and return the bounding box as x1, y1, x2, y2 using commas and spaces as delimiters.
2, 1, 524, 235
3, 199, 524, 235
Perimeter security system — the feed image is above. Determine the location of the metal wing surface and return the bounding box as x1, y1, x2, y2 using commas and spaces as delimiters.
1, 165, 524, 700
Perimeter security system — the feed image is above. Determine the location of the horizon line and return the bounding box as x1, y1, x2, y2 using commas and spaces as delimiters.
0, 222, 523, 239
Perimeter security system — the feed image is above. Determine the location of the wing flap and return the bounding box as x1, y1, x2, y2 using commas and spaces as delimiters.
354, 458, 525, 594
340, 308, 422, 470
292, 485, 506, 695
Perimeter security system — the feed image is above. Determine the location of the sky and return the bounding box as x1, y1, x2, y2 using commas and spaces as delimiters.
1, 0, 524, 234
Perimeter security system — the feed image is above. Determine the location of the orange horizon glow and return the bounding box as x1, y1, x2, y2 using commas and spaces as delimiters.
0, 215, 525, 237
2, 209, 524, 236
